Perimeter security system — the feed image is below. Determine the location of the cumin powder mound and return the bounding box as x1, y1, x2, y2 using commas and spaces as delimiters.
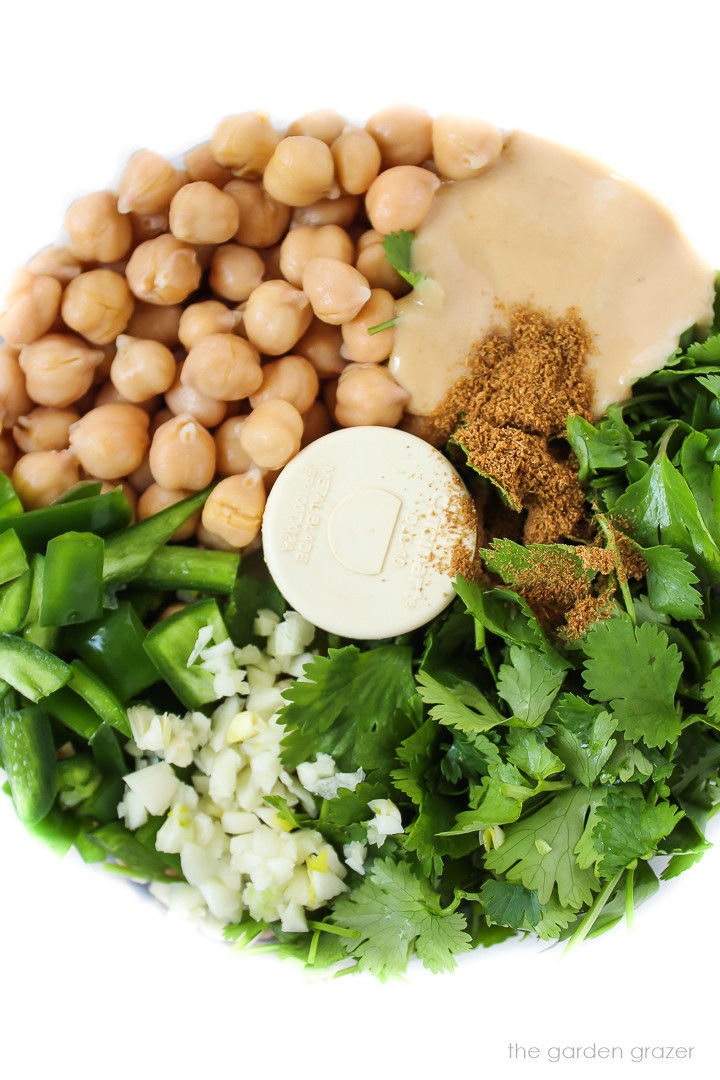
428, 305, 595, 546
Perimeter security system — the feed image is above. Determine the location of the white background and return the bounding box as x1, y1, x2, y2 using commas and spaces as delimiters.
1, 2, 718, 1078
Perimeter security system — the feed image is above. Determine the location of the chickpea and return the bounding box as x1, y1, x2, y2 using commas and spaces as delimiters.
0, 268, 62, 346
184, 142, 234, 188
263, 137, 337, 207
192, 243, 216, 272
164, 366, 228, 428
93, 380, 160, 414
341, 288, 395, 363
249, 355, 319, 415
291, 195, 359, 229
261, 244, 283, 281
331, 127, 382, 195
301, 399, 332, 448
366, 104, 433, 166
158, 602, 189, 620
178, 300, 240, 349
355, 230, 409, 297
167, 182, 240, 245
214, 415, 253, 476
12, 450, 81, 509
224, 180, 291, 248
137, 483, 200, 541
149, 414, 216, 491
201, 469, 266, 548
334, 363, 408, 427
13, 406, 79, 454
322, 377, 338, 416
195, 520, 238, 552
0, 345, 32, 426
240, 399, 303, 470
296, 319, 346, 378
26, 246, 82, 286
109, 335, 176, 402
125, 301, 182, 347
125, 235, 201, 305
279, 224, 354, 288
0, 432, 17, 474
128, 452, 154, 494
243, 280, 312, 356
150, 407, 174, 434
117, 150, 182, 215
130, 211, 169, 245
209, 244, 264, 302
431, 115, 503, 180
61, 270, 134, 345
365, 166, 440, 234
64, 191, 133, 264
210, 112, 280, 178
19, 334, 105, 408
182, 334, 262, 401
69, 403, 150, 480
302, 258, 371, 325
287, 110, 347, 145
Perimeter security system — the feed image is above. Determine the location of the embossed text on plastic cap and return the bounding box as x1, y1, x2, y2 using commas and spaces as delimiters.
262, 427, 478, 639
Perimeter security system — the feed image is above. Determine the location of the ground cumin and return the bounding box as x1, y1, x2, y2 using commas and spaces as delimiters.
421, 304, 646, 637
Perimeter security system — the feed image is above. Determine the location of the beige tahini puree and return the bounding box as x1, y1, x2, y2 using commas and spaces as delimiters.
390, 131, 715, 417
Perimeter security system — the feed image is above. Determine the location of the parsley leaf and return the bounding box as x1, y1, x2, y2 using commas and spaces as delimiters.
566, 410, 633, 483
590, 787, 683, 877
381, 230, 426, 288
280, 645, 417, 771
581, 616, 683, 748
331, 858, 472, 977
484, 787, 597, 908
497, 645, 566, 727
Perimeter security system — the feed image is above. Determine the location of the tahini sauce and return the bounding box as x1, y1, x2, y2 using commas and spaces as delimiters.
390, 131, 715, 417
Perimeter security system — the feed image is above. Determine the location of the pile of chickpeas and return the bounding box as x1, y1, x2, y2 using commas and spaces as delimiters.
0, 106, 503, 550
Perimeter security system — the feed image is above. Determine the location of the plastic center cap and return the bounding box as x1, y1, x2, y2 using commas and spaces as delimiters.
262, 427, 477, 639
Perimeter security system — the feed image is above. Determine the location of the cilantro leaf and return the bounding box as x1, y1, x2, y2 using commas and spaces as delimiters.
679, 429, 720, 548
280, 645, 417, 771
550, 695, 617, 787
566, 411, 631, 483
590, 787, 683, 877
640, 543, 703, 620
478, 880, 542, 930
701, 666, 720, 725
484, 787, 597, 908
453, 577, 548, 650
497, 645, 566, 727
449, 760, 534, 834
381, 230, 426, 288
331, 858, 472, 977
581, 617, 683, 748
416, 669, 505, 736
506, 728, 564, 780
687, 333, 720, 362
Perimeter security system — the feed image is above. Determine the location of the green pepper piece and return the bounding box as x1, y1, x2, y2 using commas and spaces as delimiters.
89, 723, 128, 776
77, 775, 125, 824
67, 659, 131, 738
66, 601, 159, 701
44, 686, 101, 740
0, 529, 28, 586
133, 545, 240, 595
0, 703, 58, 826
57, 754, 103, 807
40, 531, 104, 627
22, 555, 57, 651
102, 485, 214, 586
0, 566, 33, 634
86, 821, 179, 882
0, 634, 72, 701
28, 805, 82, 856
142, 597, 229, 709
0, 471, 22, 520
0, 488, 132, 553
52, 481, 104, 503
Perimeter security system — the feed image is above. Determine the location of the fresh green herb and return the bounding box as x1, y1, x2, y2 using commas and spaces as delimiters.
381, 230, 427, 287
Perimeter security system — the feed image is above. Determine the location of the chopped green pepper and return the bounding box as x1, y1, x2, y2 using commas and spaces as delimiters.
57, 753, 103, 807
0, 566, 33, 634
88, 723, 127, 777
0, 472, 22, 520
0, 702, 58, 826
0, 634, 72, 701
44, 686, 101, 741
22, 555, 58, 651
102, 485, 215, 586
143, 597, 229, 709
0, 488, 132, 552
86, 821, 181, 882
67, 601, 159, 701
67, 659, 131, 738
133, 545, 240, 595
41, 531, 105, 626
0, 529, 28, 586
53, 481, 103, 503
